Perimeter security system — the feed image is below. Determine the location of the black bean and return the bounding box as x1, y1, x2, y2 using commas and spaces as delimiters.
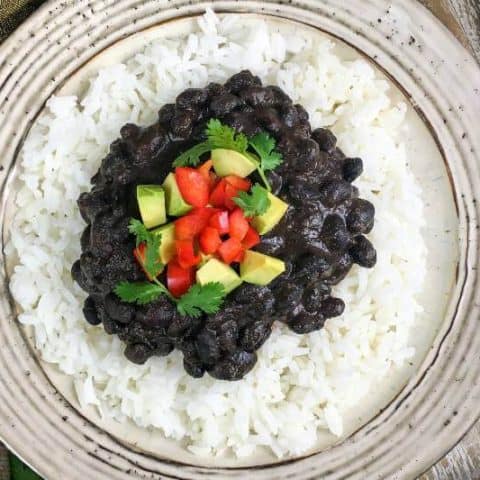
255, 107, 283, 134
240, 86, 275, 107
83, 297, 101, 325
208, 350, 257, 381
184, 358, 205, 378
343, 157, 364, 182
320, 297, 345, 318
125, 343, 151, 364
158, 103, 175, 124
225, 70, 261, 93
239, 320, 272, 352
209, 93, 243, 117
321, 215, 350, 252
347, 198, 375, 234
120, 123, 140, 140
318, 180, 353, 207
303, 284, 330, 313
176, 88, 208, 108
312, 128, 337, 152
104, 294, 135, 324
195, 328, 221, 366
217, 320, 239, 353
288, 312, 325, 334
171, 108, 197, 138
350, 235, 377, 268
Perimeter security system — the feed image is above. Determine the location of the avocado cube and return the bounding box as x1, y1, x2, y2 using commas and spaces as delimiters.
212, 149, 258, 178
196, 258, 242, 293
137, 185, 167, 229
151, 222, 176, 264
162, 172, 192, 217
251, 193, 289, 235
240, 250, 285, 286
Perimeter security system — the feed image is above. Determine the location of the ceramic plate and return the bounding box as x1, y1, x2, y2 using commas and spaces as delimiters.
1, 1, 479, 479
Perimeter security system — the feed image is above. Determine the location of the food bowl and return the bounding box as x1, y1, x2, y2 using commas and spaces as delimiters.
0, 1, 479, 479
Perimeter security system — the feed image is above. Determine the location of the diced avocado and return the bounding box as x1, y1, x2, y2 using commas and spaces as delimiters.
196, 258, 242, 293
137, 185, 167, 229
152, 223, 176, 264
212, 149, 258, 178
251, 193, 289, 235
240, 251, 286, 286
162, 172, 192, 217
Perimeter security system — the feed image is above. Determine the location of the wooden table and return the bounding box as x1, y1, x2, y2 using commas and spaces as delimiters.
0, 1, 479, 479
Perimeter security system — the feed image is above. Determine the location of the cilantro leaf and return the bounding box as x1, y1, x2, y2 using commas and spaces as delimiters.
177, 282, 226, 318
249, 132, 283, 171
206, 119, 248, 152
128, 218, 164, 278
233, 183, 271, 217
172, 141, 212, 167
114, 281, 169, 305
128, 219, 150, 247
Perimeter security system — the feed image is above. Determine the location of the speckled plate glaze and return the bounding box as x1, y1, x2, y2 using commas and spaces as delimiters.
0, 1, 479, 479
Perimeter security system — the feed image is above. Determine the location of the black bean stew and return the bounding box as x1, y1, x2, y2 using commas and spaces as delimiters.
72, 70, 376, 381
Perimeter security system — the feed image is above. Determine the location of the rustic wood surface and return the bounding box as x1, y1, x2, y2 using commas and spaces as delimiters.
0, 1, 478, 479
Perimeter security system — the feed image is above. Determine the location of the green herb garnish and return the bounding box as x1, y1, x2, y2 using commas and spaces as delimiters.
233, 183, 271, 217
128, 219, 163, 278
173, 119, 248, 167
172, 120, 283, 191
115, 280, 225, 317
114, 281, 170, 305
248, 132, 283, 191
176, 282, 226, 318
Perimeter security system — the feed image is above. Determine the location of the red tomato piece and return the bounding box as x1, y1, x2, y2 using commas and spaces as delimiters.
174, 207, 216, 240
224, 183, 241, 210
208, 210, 230, 235
218, 238, 244, 265
229, 208, 250, 240
167, 259, 195, 297
242, 226, 261, 249
175, 167, 209, 208
209, 179, 227, 208
197, 160, 217, 190
199, 227, 222, 254
175, 239, 201, 269
133, 243, 153, 280
225, 175, 251, 192
232, 249, 246, 263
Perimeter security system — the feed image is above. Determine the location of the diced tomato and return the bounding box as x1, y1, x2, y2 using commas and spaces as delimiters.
208, 210, 230, 235
133, 243, 157, 280
232, 249, 246, 263
175, 239, 201, 269
242, 226, 261, 249
209, 179, 227, 208
224, 182, 241, 210
197, 160, 217, 189
199, 227, 222, 254
218, 237, 244, 265
225, 175, 251, 191
229, 208, 249, 240
175, 167, 210, 208
174, 207, 217, 240
167, 259, 195, 297
197, 159, 213, 181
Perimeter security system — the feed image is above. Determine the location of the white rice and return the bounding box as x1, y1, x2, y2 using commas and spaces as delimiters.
7, 10, 426, 458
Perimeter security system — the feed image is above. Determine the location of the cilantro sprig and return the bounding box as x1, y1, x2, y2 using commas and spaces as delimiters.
173, 119, 248, 168
116, 219, 226, 316
173, 119, 283, 191
234, 183, 270, 217
128, 219, 164, 278
176, 282, 226, 317
115, 280, 225, 318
